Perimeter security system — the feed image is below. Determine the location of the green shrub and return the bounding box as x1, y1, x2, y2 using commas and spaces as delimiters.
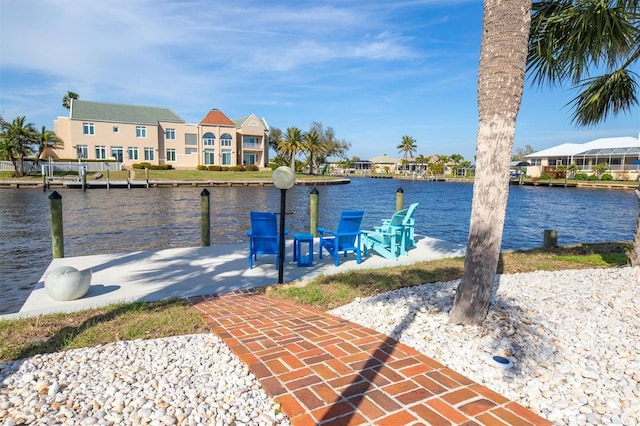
208, 165, 221, 171
540, 172, 553, 180
132, 162, 151, 169
132, 163, 172, 170
221, 166, 230, 172
229, 166, 244, 172
245, 164, 259, 171
601, 173, 614, 181
197, 165, 206, 170
575, 173, 589, 180
586, 175, 598, 181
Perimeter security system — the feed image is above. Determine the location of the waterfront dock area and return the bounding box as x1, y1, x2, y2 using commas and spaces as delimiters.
4, 234, 465, 319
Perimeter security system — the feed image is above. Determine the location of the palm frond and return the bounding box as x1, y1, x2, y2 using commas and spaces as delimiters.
528, 0, 639, 86
570, 68, 640, 126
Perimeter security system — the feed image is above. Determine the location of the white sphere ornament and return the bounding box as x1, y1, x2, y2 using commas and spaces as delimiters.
272, 166, 296, 189
44, 266, 92, 301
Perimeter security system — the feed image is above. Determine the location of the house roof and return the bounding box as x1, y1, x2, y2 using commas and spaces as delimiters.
526, 136, 640, 158
71, 100, 184, 125
368, 154, 399, 164
200, 109, 235, 126
232, 115, 269, 130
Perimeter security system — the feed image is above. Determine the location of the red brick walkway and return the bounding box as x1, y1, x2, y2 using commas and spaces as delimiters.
189, 290, 551, 426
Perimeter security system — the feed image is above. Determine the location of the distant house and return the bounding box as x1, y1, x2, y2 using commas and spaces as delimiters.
525, 136, 640, 179
368, 154, 400, 173
50, 100, 269, 170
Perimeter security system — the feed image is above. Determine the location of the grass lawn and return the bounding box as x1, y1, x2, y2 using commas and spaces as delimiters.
0, 241, 631, 364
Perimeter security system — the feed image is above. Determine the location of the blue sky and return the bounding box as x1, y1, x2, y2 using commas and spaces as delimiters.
1, 0, 638, 161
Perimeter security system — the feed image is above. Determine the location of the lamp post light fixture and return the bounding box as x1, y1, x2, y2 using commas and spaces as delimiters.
272, 166, 296, 284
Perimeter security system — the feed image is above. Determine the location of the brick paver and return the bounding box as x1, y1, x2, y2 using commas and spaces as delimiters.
189, 290, 551, 426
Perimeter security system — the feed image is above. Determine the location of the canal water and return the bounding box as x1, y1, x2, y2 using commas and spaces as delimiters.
0, 178, 636, 314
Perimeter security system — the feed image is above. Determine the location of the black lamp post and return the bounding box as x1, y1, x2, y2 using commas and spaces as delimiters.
272, 166, 296, 284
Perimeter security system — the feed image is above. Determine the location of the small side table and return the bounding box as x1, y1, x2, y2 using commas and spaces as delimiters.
293, 233, 314, 267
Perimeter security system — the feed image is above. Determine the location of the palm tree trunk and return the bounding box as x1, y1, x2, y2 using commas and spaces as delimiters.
449, 0, 531, 325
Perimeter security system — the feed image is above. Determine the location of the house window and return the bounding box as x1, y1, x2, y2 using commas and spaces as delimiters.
166, 148, 176, 162
113, 126, 119, 134
95, 145, 106, 159
165, 128, 176, 140
185, 148, 197, 155
76, 145, 88, 159
221, 133, 232, 147
204, 149, 215, 165
203, 132, 215, 146
111, 146, 124, 162
83, 123, 95, 135
222, 149, 232, 166
185, 133, 197, 145
244, 153, 257, 165
144, 147, 154, 161
136, 126, 147, 138
128, 147, 139, 161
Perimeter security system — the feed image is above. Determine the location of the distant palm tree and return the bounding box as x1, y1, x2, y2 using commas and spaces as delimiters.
396, 135, 417, 175
62, 91, 79, 110
308, 121, 350, 166
459, 160, 472, 177
435, 154, 450, 178
303, 130, 327, 174
449, 153, 464, 176
277, 127, 305, 170
415, 154, 427, 174
34, 125, 64, 164
0, 116, 37, 176
567, 163, 581, 180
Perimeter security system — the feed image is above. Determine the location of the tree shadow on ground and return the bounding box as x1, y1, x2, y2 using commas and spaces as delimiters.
319, 263, 553, 424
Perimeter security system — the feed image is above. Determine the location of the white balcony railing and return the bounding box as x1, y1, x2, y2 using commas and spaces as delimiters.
242, 143, 262, 150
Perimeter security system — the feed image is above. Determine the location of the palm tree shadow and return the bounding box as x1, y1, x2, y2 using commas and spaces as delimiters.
319, 291, 425, 423
320, 263, 552, 424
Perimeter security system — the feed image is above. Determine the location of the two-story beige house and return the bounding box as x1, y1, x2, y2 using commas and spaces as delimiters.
51, 100, 269, 170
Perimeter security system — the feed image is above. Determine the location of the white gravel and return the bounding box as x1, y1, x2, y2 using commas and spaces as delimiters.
1, 267, 638, 426
0, 334, 289, 426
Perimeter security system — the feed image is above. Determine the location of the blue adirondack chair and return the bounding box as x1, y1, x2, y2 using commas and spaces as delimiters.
317, 210, 364, 266
247, 212, 288, 269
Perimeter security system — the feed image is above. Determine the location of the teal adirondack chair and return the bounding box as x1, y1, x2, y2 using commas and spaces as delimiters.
247, 212, 288, 269
377, 202, 419, 254
317, 210, 364, 266
363, 203, 419, 259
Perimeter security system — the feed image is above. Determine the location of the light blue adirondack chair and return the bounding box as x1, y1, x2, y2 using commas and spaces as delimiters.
379, 202, 419, 253
247, 212, 288, 269
363, 203, 419, 259
317, 210, 364, 266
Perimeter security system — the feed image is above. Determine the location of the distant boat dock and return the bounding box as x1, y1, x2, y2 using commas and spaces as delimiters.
0, 178, 351, 190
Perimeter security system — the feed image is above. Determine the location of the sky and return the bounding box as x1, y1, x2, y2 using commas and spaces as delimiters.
0, 0, 638, 162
